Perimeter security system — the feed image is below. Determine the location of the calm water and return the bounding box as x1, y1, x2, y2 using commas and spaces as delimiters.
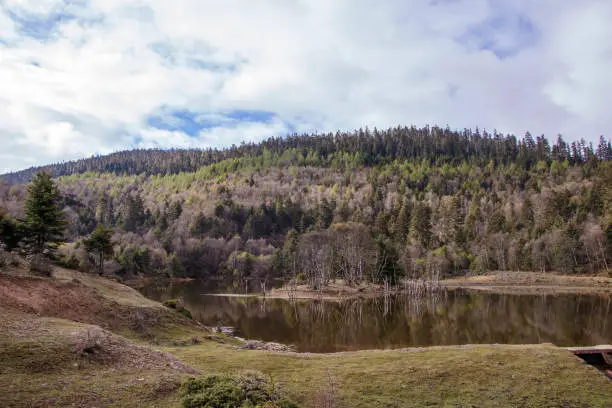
140, 280, 612, 352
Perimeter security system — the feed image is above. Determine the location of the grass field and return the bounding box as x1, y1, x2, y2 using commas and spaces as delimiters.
1, 266, 611, 407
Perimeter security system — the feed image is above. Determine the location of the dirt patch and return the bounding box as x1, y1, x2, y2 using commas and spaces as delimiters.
0, 273, 176, 335
70, 326, 198, 373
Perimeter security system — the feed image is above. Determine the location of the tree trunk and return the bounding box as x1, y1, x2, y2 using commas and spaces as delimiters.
99, 251, 104, 276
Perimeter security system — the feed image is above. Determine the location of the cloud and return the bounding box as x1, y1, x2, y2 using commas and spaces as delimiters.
146, 108, 279, 136
1, 0, 611, 172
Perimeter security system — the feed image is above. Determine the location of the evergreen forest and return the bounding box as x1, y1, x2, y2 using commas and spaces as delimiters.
1, 126, 611, 286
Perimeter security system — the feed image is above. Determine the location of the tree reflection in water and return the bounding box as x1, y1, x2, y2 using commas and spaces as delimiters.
141, 281, 612, 352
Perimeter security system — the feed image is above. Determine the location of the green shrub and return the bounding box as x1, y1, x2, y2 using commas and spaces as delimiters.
58, 254, 80, 269
181, 371, 299, 408
163, 299, 193, 320
178, 307, 193, 319
163, 299, 179, 309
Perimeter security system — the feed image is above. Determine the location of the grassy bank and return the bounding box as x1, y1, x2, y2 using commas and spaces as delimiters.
1, 266, 611, 407
442, 271, 612, 294
263, 272, 612, 300
167, 342, 612, 408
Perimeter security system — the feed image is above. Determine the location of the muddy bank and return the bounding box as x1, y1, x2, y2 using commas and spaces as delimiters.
442, 271, 612, 294
264, 272, 612, 299
265, 279, 403, 300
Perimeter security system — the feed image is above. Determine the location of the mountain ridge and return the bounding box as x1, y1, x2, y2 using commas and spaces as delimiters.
3, 125, 610, 185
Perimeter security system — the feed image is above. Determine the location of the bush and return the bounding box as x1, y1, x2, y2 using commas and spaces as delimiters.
163, 298, 193, 320
57, 254, 80, 269
181, 371, 299, 408
28, 254, 53, 276
178, 307, 193, 319
469, 254, 487, 275
163, 299, 179, 308
153, 375, 183, 397
0, 248, 21, 268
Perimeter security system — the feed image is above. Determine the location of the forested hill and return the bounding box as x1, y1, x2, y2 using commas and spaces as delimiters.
3, 126, 611, 185
1, 126, 611, 285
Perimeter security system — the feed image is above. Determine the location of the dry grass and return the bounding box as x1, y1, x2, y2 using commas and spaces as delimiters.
0, 309, 194, 408
442, 271, 612, 294
1, 266, 611, 407
0, 267, 200, 344
52, 265, 163, 308
166, 342, 612, 408
267, 279, 386, 300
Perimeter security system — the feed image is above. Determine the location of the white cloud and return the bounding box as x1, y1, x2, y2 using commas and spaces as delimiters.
4, 0, 66, 15
1, 0, 611, 172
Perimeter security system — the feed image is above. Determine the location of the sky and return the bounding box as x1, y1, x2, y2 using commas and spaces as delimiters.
1, 0, 611, 173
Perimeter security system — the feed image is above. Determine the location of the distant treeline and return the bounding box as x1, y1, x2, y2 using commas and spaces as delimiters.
1, 126, 611, 285
3, 126, 611, 184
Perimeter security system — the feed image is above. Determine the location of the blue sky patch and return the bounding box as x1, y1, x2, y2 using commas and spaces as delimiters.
458, 13, 538, 59
150, 41, 241, 72
146, 110, 206, 136
146, 109, 280, 137
226, 110, 276, 123
7, 10, 75, 41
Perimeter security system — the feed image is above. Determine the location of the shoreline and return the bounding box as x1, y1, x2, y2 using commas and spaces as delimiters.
441, 271, 612, 295
2, 265, 611, 407
232, 272, 612, 300
126, 271, 612, 300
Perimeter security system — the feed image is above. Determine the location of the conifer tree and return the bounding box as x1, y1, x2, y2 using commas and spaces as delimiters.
395, 198, 412, 243
410, 201, 432, 248
169, 200, 183, 221
121, 195, 145, 232
84, 224, 114, 275
24, 171, 66, 252
0, 211, 26, 251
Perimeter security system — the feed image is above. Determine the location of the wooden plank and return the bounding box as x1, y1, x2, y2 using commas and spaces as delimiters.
565, 345, 612, 355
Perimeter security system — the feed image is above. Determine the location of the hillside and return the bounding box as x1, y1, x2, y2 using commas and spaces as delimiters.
1, 127, 611, 288
1, 264, 611, 407
3, 126, 611, 185
0, 264, 202, 407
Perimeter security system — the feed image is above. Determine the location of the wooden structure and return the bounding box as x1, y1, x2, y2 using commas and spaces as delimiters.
566, 345, 612, 364
566, 345, 612, 379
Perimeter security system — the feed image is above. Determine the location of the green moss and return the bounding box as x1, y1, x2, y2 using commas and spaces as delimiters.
181, 372, 298, 408
164, 299, 179, 308
162, 299, 193, 320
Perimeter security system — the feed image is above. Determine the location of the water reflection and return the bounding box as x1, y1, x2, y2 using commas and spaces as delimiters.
141, 281, 612, 352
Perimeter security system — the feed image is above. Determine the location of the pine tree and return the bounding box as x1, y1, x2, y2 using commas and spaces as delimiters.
316, 199, 335, 229
169, 200, 183, 221
24, 171, 66, 252
167, 253, 185, 277
95, 193, 114, 226
191, 212, 212, 237
373, 236, 401, 284
395, 198, 412, 243
0, 212, 26, 251
84, 225, 114, 275
410, 201, 432, 248
121, 195, 145, 232
282, 229, 300, 277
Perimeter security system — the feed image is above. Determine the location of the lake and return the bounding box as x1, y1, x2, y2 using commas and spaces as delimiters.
140, 280, 612, 352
